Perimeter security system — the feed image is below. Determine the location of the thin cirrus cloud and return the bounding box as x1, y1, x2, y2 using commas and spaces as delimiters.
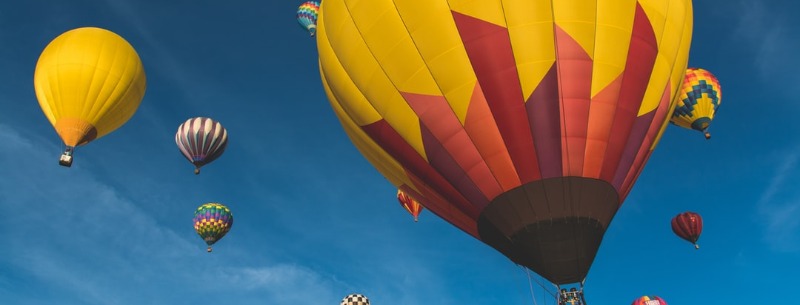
0, 123, 346, 305
732, 1, 800, 89
755, 150, 800, 252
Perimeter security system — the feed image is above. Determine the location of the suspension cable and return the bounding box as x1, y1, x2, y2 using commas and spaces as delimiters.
520, 265, 559, 299
524, 267, 539, 305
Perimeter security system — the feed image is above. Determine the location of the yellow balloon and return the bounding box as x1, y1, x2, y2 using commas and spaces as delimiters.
34, 27, 146, 166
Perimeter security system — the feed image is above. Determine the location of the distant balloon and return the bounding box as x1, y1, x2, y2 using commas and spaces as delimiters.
341, 294, 369, 305
193, 203, 234, 252
34, 27, 147, 167
397, 189, 424, 222
632, 295, 667, 305
297, 1, 320, 36
671, 211, 703, 249
670, 68, 721, 139
175, 117, 228, 174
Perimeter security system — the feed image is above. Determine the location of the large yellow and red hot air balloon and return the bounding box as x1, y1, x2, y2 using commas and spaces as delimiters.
317, 0, 693, 289
34, 27, 147, 167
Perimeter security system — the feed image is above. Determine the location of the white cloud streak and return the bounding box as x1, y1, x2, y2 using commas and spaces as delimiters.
0, 124, 346, 305
755, 150, 800, 252
733, 1, 800, 87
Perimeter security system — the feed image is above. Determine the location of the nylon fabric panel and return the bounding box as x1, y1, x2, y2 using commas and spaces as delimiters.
327, 81, 479, 232
552, 25, 592, 176
638, 0, 692, 116
452, 11, 542, 183
581, 1, 637, 178
597, 3, 658, 185
552, 0, 597, 59
619, 83, 673, 201
318, 0, 426, 157
344, 0, 441, 95
346, 0, 510, 209
405, 171, 481, 237
392, 0, 476, 124
526, 65, 563, 179
650, 0, 693, 149
321, 66, 413, 189
448, 0, 506, 27
404, 93, 501, 205
589, 0, 636, 97
501, 0, 555, 99
318, 3, 488, 223
316, 14, 383, 127
361, 120, 482, 220
392, 0, 523, 193
464, 82, 520, 191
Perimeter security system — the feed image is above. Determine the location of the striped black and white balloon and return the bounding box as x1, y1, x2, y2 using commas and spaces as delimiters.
340, 294, 369, 305
175, 117, 228, 174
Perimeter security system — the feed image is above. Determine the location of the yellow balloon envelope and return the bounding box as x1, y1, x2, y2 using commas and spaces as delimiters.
34, 27, 146, 166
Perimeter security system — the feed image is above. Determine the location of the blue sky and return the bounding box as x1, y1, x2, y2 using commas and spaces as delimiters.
1, 0, 799, 304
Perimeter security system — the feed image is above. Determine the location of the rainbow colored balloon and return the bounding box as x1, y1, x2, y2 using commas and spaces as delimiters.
296, 1, 320, 36
632, 295, 667, 305
670, 68, 722, 139
193, 203, 233, 252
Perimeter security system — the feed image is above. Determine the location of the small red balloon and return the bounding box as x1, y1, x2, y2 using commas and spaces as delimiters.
671, 211, 703, 249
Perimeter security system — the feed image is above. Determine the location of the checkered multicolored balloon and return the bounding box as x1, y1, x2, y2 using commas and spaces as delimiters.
193, 202, 233, 252
341, 293, 369, 305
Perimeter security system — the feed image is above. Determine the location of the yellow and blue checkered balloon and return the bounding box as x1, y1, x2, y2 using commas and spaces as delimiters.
193, 203, 233, 252
670, 68, 722, 139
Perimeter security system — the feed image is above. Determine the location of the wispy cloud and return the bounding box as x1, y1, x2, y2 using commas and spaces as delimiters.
0, 123, 347, 305
216, 264, 342, 303
755, 150, 800, 252
733, 1, 800, 87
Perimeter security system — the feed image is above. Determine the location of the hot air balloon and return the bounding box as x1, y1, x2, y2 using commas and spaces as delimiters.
670, 68, 721, 139
632, 295, 667, 305
175, 117, 228, 175
397, 189, 424, 222
341, 294, 369, 305
193, 202, 233, 252
34, 27, 147, 167
297, 1, 320, 36
316, 0, 694, 297
672, 211, 703, 249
